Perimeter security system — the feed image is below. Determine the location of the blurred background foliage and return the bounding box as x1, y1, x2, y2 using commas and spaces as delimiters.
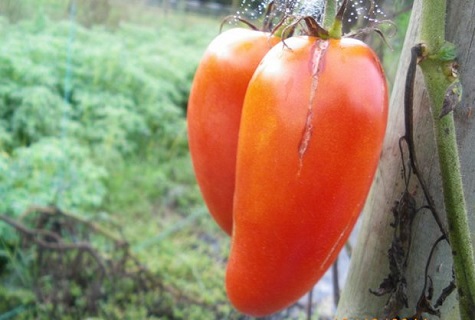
0, 0, 412, 319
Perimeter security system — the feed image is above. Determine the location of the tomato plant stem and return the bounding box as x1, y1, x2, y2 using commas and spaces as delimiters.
322, 0, 337, 30
419, 0, 475, 318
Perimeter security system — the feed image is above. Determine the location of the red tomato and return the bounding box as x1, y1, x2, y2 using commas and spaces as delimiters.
226, 36, 388, 316
187, 28, 279, 235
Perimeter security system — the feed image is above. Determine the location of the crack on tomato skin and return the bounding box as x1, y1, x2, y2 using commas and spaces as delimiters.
298, 39, 329, 174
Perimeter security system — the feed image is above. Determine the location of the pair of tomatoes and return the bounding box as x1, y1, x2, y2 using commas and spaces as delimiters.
187, 21, 388, 316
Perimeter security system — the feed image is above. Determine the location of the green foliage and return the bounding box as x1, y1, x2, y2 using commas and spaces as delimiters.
0, 10, 213, 215
0, 138, 108, 240
2, 137, 107, 208
0, 2, 234, 318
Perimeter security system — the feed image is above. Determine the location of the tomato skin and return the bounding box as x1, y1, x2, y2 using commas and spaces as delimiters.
226, 36, 388, 316
187, 28, 280, 235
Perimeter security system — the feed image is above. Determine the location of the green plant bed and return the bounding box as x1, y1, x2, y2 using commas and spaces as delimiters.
0, 3, 234, 318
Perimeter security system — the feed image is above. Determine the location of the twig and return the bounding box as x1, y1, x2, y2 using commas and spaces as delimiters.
306, 287, 313, 320
402, 44, 448, 240
332, 258, 340, 307
1, 207, 223, 316
0, 214, 108, 278
421, 235, 446, 299
20, 205, 125, 245
409, 235, 447, 318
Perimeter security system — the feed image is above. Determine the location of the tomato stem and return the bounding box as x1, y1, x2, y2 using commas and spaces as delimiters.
323, 0, 346, 39
322, 0, 337, 31
419, 0, 475, 318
